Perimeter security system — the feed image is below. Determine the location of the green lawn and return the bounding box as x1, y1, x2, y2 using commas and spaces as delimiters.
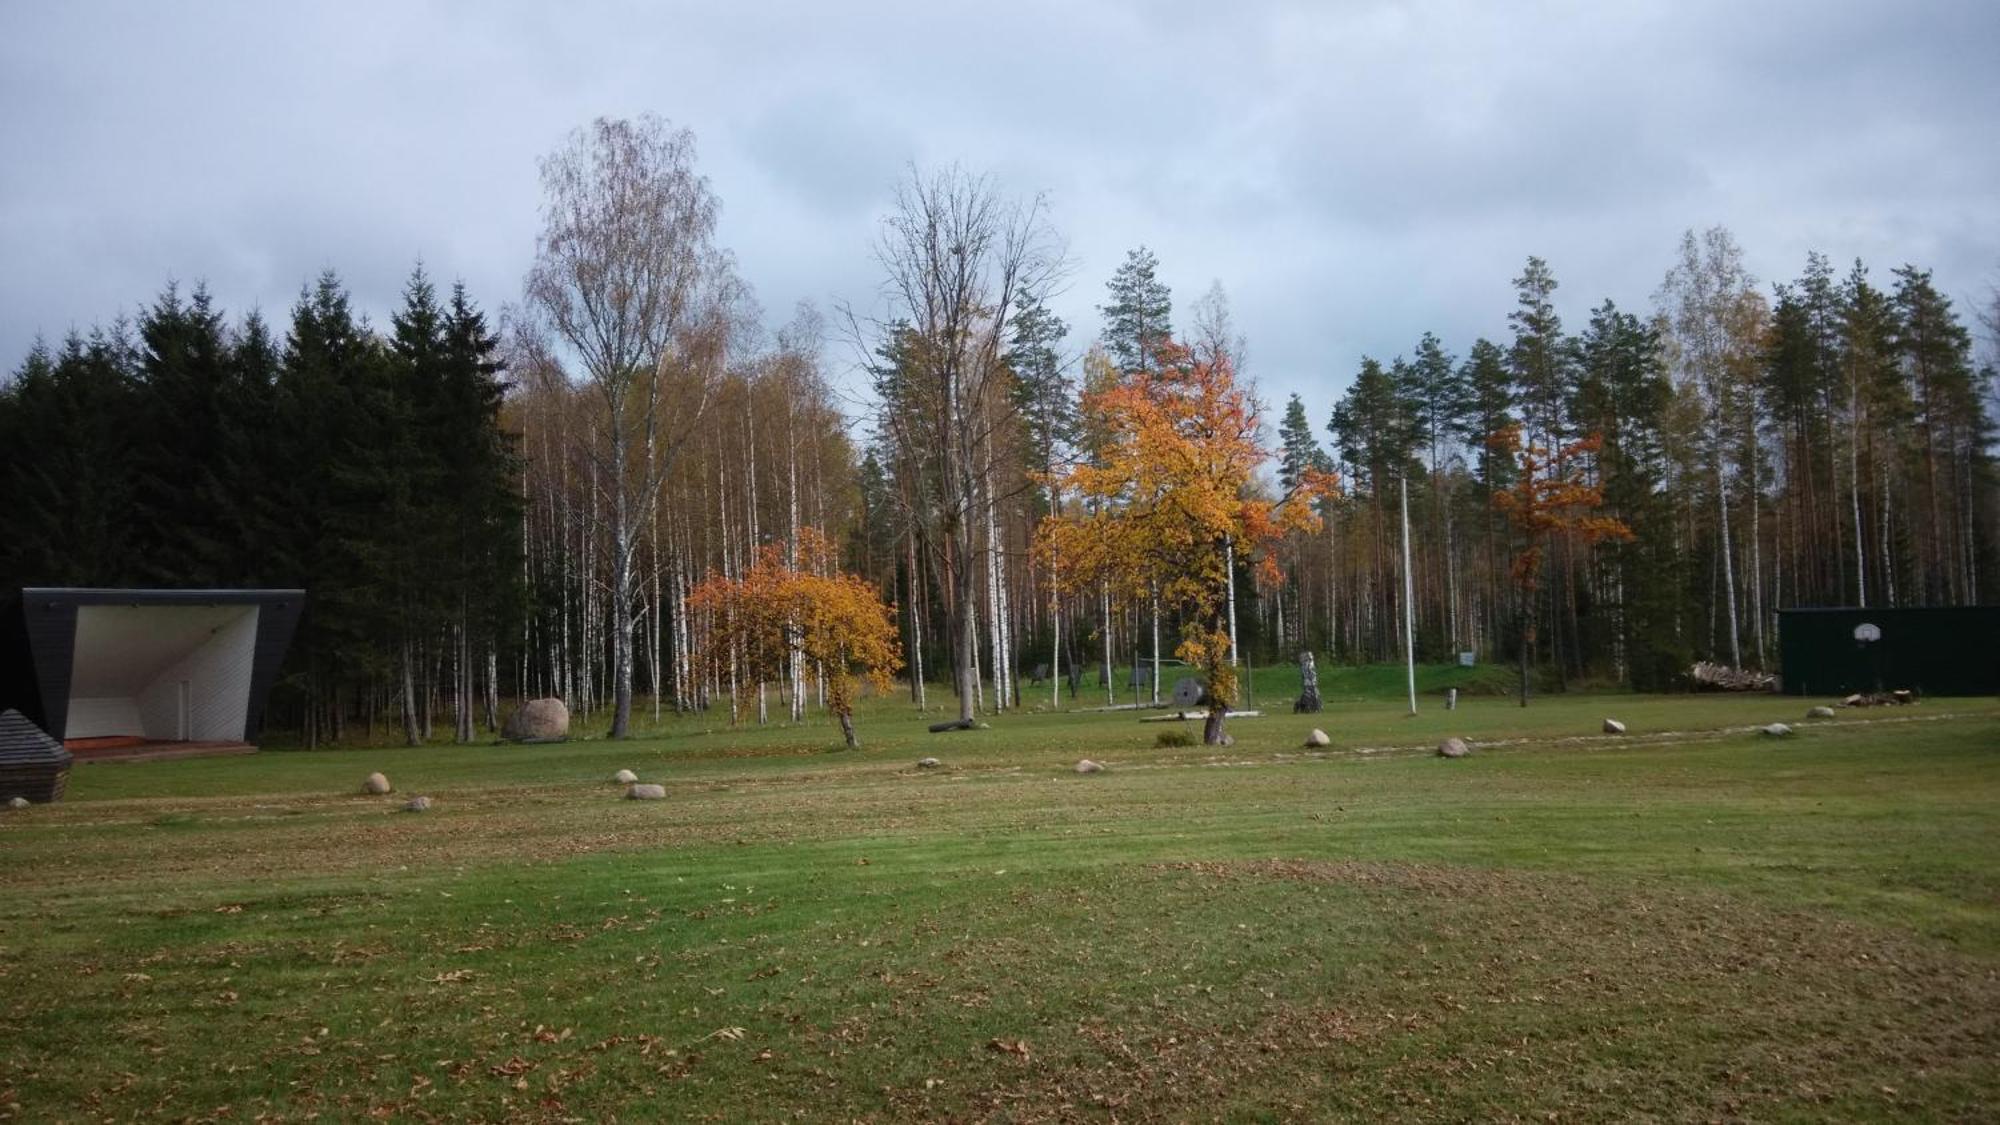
3, 676, 1996, 1121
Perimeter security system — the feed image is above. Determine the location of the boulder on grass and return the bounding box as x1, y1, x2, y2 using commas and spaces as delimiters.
5, 796, 27, 809
1760, 723, 1793, 738
1805, 706, 1835, 719
613, 769, 638, 784
1074, 759, 1104, 774
402, 796, 432, 813
1438, 737, 1471, 759
363, 772, 391, 795
1305, 729, 1330, 748
625, 783, 666, 800
916, 757, 941, 769
504, 698, 570, 742
1602, 718, 1626, 734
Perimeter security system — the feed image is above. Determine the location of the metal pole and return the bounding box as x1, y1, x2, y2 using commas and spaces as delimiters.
1402, 475, 1417, 716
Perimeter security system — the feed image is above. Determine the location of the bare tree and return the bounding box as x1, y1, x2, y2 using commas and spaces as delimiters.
525, 116, 735, 737
1658, 227, 1764, 668
850, 165, 1063, 728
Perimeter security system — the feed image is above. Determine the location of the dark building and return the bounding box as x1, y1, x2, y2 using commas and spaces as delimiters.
1777, 606, 2000, 697
0, 588, 304, 750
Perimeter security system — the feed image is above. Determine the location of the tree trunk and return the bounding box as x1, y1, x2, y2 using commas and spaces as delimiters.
1202, 701, 1228, 746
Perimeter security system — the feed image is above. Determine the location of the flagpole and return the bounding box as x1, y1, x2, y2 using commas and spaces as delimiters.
1401, 474, 1417, 716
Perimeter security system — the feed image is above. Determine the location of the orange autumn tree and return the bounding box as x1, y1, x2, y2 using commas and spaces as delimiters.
1037, 340, 1336, 745
686, 529, 903, 748
1488, 424, 1633, 707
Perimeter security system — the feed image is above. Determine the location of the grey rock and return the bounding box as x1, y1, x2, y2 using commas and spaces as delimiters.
625, 783, 667, 800
613, 769, 638, 784
1074, 759, 1104, 774
1805, 706, 1835, 719
363, 772, 392, 795
1602, 718, 1627, 734
1438, 737, 1471, 759
1305, 728, 1330, 748
1761, 723, 1794, 737
402, 796, 432, 813
504, 697, 570, 742
5, 796, 28, 809
916, 757, 941, 769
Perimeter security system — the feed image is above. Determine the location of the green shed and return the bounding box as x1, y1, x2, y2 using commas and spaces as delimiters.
1777, 606, 2000, 697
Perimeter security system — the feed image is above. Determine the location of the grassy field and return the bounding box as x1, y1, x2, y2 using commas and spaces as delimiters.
2, 671, 1997, 1122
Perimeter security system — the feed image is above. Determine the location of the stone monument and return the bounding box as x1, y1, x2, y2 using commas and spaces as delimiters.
1294, 652, 1323, 713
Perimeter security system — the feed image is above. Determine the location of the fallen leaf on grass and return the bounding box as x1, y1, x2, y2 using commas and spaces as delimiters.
987, 1038, 1031, 1059
429, 969, 475, 983
488, 1056, 536, 1078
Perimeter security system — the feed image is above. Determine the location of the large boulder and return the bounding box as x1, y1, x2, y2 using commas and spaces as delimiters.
1074, 759, 1104, 774
5, 796, 28, 809
504, 698, 570, 742
363, 772, 392, 795
916, 757, 941, 769
613, 769, 638, 784
1760, 723, 1794, 738
626, 783, 667, 800
402, 795, 432, 813
1437, 737, 1471, 759
1305, 729, 1330, 748
1602, 718, 1627, 734
1805, 706, 1835, 719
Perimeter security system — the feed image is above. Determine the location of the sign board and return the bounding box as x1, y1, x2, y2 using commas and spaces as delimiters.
1458, 651, 1476, 667
1171, 677, 1207, 707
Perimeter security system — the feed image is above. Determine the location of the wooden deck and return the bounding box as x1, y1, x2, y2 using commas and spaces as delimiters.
65, 739, 257, 763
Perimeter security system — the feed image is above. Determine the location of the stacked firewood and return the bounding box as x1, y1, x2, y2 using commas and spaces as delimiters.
1690, 661, 1778, 692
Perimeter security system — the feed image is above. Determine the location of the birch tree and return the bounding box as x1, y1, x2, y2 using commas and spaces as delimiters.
525, 116, 734, 737
856, 165, 1062, 730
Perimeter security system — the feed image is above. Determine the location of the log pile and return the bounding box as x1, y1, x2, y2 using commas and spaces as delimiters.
1690, 661, 1777, 692
1841, 690, 1916, 707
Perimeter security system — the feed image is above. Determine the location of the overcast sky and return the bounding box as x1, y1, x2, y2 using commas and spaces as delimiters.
3, 0, 1995, 421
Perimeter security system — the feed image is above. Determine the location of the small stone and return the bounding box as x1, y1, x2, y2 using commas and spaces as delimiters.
402, 796, 432, 813
1761, 723, 1794, 737
1602, 718, 1626, 734
613, 769, 638, 784
1074, 759, 1104, 774
363, 772, 391, 795
625, 783, 667, 800
1805, 706, 1835, 719
1438, 737, 1471, 759
5, 796, 28, 809
916, 757, 941, 769
1305, 729, 1330, 748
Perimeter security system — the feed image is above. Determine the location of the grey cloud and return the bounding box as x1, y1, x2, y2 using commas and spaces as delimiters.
2, 0, 1994, 420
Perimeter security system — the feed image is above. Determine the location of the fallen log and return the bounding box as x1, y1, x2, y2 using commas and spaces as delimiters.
1138, 710, 1263, 722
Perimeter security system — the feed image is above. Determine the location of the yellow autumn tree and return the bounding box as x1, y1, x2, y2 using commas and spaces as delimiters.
1489, 424, 1634, 707
1036, 340, 1336, 745
686, 529, 903, 747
